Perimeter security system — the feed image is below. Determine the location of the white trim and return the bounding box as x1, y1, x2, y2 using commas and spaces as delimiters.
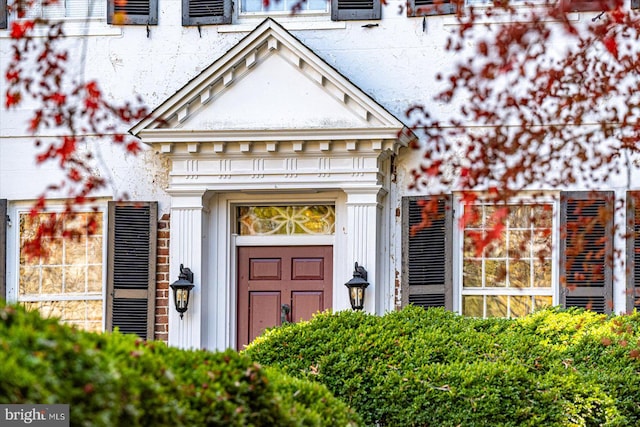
220, 20, 345, 33
235, 235, 335, 246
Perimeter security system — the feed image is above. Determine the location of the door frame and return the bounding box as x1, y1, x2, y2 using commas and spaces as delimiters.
205, 191, 348, 350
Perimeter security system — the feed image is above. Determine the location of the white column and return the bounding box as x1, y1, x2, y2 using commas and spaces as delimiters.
344, 187, 384, 314
168, 190, 207, 349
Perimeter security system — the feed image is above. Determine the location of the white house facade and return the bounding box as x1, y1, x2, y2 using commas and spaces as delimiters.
1, 0, 640, 350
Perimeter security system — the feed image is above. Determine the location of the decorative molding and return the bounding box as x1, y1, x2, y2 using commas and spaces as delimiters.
130, 19, 410, 138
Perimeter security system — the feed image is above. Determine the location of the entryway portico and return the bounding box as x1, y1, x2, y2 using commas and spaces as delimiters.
131, 18, 410, 350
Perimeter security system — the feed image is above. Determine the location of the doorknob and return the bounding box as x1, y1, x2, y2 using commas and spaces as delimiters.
281, 303, 291, 324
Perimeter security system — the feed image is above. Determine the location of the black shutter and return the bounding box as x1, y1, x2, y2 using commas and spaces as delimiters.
402, 195, 453, 310
0, 0, 7, 30
560, 191, 613, 314
107, 202, 157, 339
407, 0, 457, 17
0, 200, 6, 301
626, 191, 640, 312
107, 0, 158, 25
331, 0, 381, 21
183, 0, 231, 25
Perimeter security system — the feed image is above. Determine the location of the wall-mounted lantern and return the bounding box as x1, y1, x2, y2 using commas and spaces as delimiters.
170, 264, 194, 319
344, 262, 369, 310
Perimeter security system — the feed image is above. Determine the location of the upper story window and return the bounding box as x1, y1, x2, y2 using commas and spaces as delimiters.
18, 0, 105, 20
405, 0, 639, 17
240, 0, 329, 15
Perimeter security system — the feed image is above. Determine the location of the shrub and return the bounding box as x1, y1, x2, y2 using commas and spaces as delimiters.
244, 306, 640, 426
0, 303, 361, 427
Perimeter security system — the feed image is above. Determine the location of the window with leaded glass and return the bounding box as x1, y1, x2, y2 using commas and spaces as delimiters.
237, 205, 335, 236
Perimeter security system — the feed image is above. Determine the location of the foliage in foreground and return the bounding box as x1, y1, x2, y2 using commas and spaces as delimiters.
245, 306, 640, 427
0, 303, 360, 427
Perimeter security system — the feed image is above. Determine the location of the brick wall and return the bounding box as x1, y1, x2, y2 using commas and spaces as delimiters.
155, 213, 170, 342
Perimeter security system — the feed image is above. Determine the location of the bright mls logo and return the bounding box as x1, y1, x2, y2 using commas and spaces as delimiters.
0, 405, 69, 426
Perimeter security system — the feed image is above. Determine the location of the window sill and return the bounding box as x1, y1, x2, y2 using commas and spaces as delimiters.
0, 19, 122, 38
218, 19, 346, 33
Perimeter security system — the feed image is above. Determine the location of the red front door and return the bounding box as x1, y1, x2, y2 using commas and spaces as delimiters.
237, 246, 333, 349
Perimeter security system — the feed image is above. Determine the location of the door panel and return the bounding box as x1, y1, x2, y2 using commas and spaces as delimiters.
250, 258, 281, 280
248, 291, 281, 343
237, 246, 332, 349
291, 291, 324, 323
291, 258, 324, 280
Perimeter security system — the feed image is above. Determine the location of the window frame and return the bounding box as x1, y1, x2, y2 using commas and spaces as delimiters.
237, 0, 330, 17
453, 195, 560, 318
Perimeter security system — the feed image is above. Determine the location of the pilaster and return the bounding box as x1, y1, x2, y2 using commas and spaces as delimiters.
168, 191, 207, 349
344, 187, 385, 314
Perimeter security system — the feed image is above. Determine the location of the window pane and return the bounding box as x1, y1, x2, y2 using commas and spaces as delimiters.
509, 230, 531, 258
485, 232, 506, 258
509, 260, 530, 288
510, 295, 531, 318
486, 295, 508, 317
42, 266, 63, 294
463, 260, 482, 288
485, 260, 506, 287
64, 266, 86, 293
534, 259, 552, 288
20, 266, 40, 295
240, 0, 325, 13
462, 295, 483, 317
533, 205, 553, 228
307, 0, 328, 11
508, 205, 531, 229
534, 296, 553, 311
464, 231, 482, 258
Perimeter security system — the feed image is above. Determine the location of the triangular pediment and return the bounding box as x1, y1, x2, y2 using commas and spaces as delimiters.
131, 18, 409, 144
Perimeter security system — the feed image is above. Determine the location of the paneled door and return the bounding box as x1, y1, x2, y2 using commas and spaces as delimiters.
237, 246, 333, 349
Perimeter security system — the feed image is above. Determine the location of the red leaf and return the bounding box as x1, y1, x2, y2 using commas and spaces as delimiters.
68, 168, 82, 182
10, 20, 35, 39
5, 92, 21, 108
48, 92, 66, 106
126, 141, 141, 155
57, 136, 76, 163
603, 37, 618, 59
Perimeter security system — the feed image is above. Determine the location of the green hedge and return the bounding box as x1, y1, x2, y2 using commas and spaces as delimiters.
244, 306, 640, 427
0, 303, 361, 427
